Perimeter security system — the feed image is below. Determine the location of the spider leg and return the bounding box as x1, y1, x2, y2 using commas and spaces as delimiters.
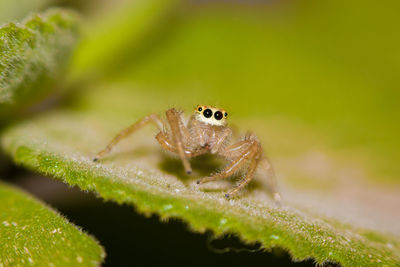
165, 108, 192, 174
220, 140, 250, 159
259, 157, 282, 203
93, 114, 164, 162
196, 139, 259, 185
155, 132, 208, 158
225, 149, 261, 198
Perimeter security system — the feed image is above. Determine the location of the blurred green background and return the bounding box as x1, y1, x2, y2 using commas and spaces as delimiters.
68, 0, 400, 183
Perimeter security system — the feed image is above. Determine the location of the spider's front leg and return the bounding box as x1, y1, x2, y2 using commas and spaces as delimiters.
93, 114, 164, 162
165, 108, 192, 174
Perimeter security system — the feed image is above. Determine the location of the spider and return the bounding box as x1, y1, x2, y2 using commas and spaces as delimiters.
93, 105, 281, 201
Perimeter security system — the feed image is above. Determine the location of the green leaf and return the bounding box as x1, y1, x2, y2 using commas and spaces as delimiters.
69, 0, 180, 80
0, 181, 105, 266
0, 8, 79, 114
0, 0, 49, 22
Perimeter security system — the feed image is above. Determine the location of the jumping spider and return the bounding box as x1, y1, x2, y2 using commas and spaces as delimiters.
93, 105, 280, 201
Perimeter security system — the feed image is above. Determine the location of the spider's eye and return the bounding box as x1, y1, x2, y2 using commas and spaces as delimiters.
224, 112, 228, 117
198, 107, 202, 112
203, 108, 213, 118
214, 111, 223, 120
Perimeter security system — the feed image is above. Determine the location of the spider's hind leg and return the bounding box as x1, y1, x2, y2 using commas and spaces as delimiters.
259, 157, 282, 203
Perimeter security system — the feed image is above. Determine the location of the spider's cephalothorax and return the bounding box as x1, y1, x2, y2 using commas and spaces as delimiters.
93, 105, 280, 200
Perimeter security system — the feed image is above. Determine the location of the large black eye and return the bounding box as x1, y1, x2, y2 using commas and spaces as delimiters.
203, 108, 213, 118
198, 107, 202, 112
214, 111, 223, 120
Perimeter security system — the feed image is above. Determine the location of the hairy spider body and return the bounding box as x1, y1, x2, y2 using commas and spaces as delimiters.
94, 105, 280, 200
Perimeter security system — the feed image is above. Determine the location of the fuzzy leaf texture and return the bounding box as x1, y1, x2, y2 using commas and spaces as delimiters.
0, 8, 79, 111
0, 181, 104, 266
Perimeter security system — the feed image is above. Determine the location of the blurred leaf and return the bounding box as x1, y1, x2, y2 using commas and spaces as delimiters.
69, 0, 180, 80
0, 9, 79, 117
0, 181, 104, 266
0, 0, 50, 22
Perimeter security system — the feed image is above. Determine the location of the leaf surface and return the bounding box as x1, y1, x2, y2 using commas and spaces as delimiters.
0, 181, 104, 266
0, 9, 79, 115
